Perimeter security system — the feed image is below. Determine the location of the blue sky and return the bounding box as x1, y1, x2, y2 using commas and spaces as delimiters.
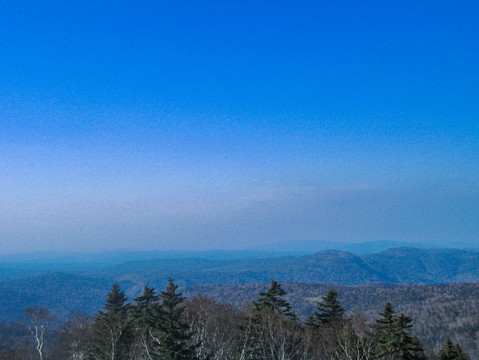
0, 1, 478, 253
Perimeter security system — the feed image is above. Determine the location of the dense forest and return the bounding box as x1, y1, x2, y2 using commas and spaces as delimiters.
2, 248, 479, 324
184, 282, 479, 355
0, 280, 472, 360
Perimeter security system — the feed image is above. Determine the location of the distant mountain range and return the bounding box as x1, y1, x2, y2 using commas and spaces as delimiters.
101, 247, 479, 289
251, 239, 435, 255
1, 247, 479, 322
2, 240, 475, 269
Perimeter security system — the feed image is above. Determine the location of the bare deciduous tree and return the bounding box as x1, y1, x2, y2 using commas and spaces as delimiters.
329, 313, 375, 360
56, 311, 92, 360
24, 306, 55, 360
184, 295, 248, 360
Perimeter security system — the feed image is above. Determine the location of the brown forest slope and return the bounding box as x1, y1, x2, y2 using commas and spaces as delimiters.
185, 282, 479, 357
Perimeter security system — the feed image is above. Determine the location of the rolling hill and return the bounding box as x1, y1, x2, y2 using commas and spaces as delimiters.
101, 247, 479, 288
1, 247, 479, 323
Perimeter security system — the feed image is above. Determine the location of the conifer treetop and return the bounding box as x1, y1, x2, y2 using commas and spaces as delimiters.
253, 280, 293, 318
438, 339, 469, 360
104, 282, 128, 312
309, 288, 345, 327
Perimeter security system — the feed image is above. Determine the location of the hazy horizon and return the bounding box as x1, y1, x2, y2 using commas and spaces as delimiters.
1, 1, 478, 254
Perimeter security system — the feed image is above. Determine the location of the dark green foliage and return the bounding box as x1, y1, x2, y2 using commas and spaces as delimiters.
154, 279, 197, 360
437, 339, 468, 360
3, 278, 479, 359
128, 285, 161, 359
134, 285, 157, 306
373, 303, 427, 360
307, 288, 345, 327
252, 279, 294, 319
90, 282, 132, 360
249, 281, 308, 360
184, 282, 479, 357
129, 285, 159, 328
376, 302, 395, 327
104, 282, 128, 312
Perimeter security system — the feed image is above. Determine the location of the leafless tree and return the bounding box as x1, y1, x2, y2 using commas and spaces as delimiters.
250, 308, 312, 360
24, 307, 55, 360
184, 295, 250, 360
88, 311, 129, 360
56, 311, 92, 360
329, 313, 374, 360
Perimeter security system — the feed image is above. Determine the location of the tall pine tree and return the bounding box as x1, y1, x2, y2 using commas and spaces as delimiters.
252, 280, 294, 319
153, 279, 197, 360
90, 282, 131, 360
104, 282, 129, 312
375, 302, 395, 328
128, 285, 160, 359
372, 303, 426, 360
307, 288, 345, 327
437, 339, 468, 360
248, 280, 301, 360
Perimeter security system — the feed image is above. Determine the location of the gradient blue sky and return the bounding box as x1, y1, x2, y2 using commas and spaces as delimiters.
0, 1, 478, 253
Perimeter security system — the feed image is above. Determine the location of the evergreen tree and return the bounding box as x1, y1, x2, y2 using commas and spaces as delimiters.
252, 280, 294, 319
437, 339, 468, 360
394, 314, 426, 360
89, 282, 131, 360
372, 302, 397, 358
372, 303, 426, 360
307, 288, 344, 327
128, 286, 161, 359
153, 278, 197, 360
104, 282, 128, 312
248, 280, 300, 360
135, 285, 158, 306
129, 285, 159, 327
376, 303, 395, 328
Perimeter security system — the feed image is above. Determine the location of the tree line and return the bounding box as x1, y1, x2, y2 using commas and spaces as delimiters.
0, 279, 469, 360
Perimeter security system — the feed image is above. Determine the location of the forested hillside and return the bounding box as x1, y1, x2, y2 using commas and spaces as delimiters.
1, 248, 479, 322
1, 248, 478, 358
101, 248, 479, 287
3, 248, 479, 288
0, 280, 474, 359
185, 282, 479, 356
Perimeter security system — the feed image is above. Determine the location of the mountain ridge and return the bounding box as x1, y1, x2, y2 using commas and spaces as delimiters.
1, 247, 479, 322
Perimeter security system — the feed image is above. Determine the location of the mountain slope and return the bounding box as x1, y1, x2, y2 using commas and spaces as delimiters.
362, 248, 479, 284
103, 250, 385, 287
1, 247, 479, 323
0, 272, 133, 321
103, 248, 479, 287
